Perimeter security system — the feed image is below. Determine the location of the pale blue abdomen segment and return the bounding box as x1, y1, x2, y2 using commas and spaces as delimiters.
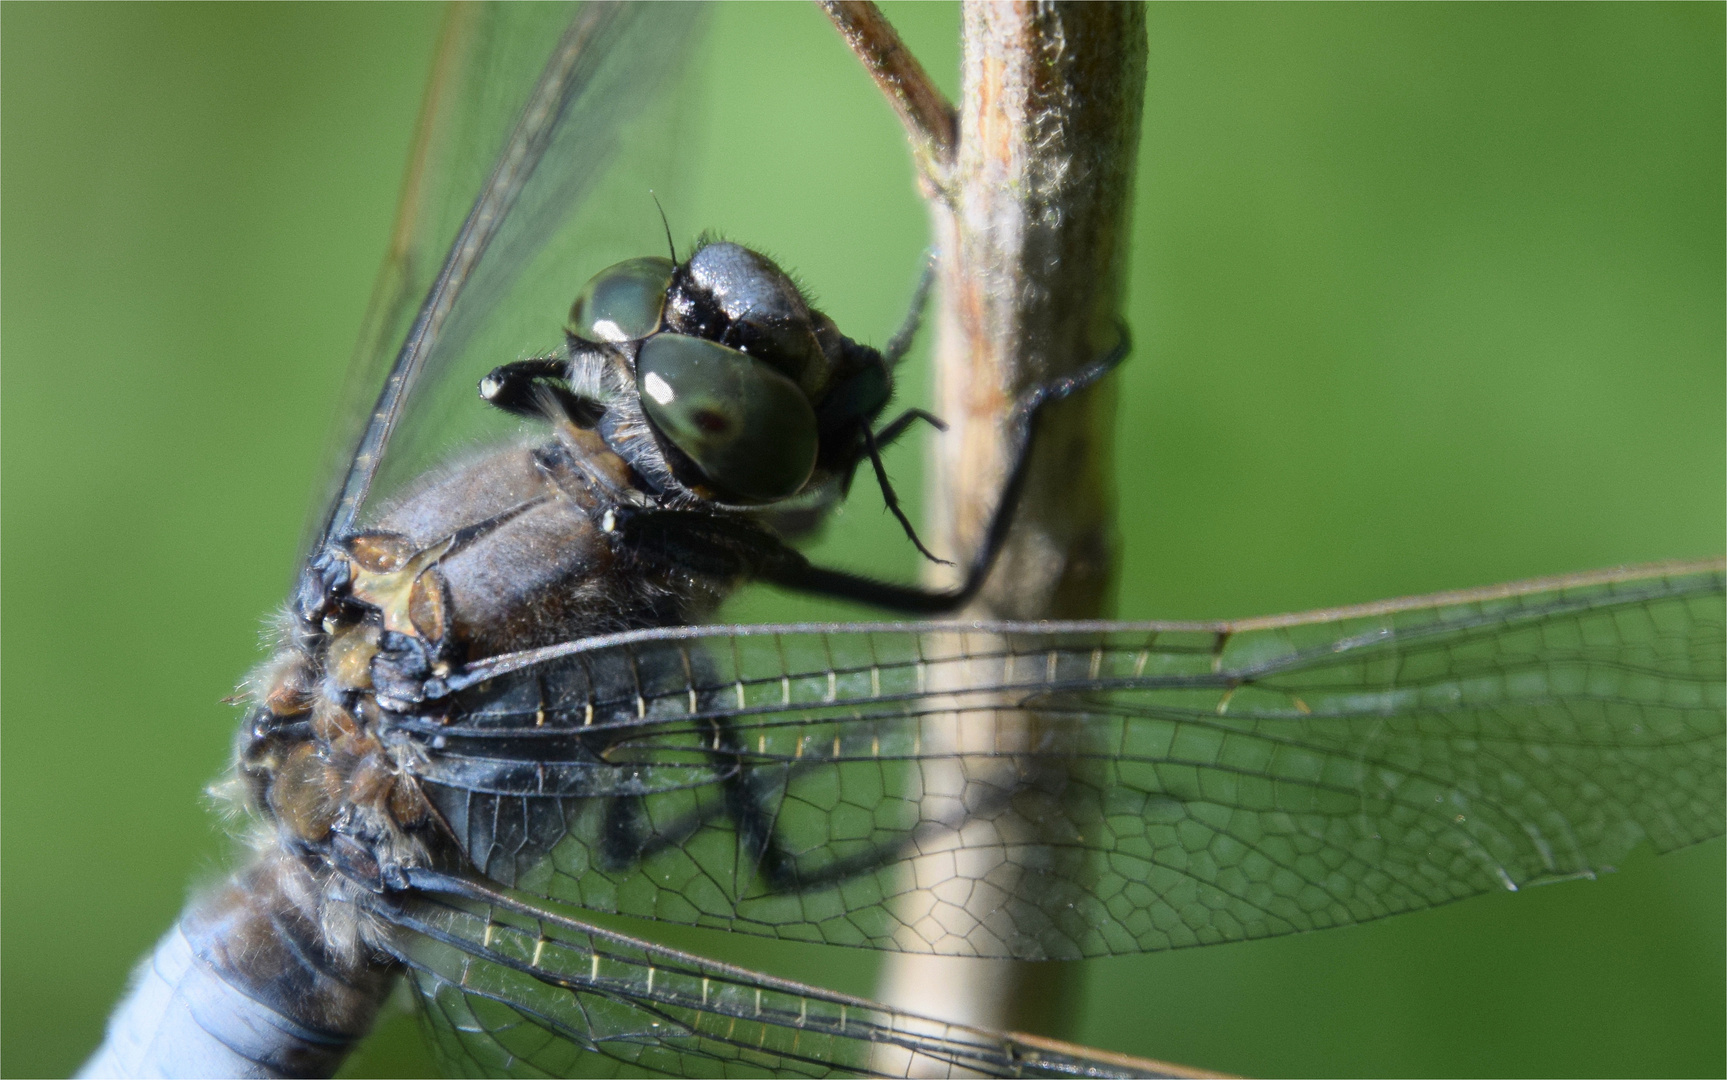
80, 852, 391, 1079
79, 923, 357, 1079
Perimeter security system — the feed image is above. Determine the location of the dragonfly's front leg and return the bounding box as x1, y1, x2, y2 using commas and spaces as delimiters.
613, 325, 1131, 615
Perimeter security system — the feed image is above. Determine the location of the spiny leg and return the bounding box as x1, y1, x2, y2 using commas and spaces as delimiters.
759, 322, 1134, 614
882, 251, 936, 367
603, 326, 1129, 615
586, 700, 799, 896
860, 422, 949, 566
873, 407, 946, 449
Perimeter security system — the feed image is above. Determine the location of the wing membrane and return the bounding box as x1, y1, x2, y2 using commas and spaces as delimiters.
384, 871, 1202, 1079
405, 560, 1725, 959
308, 2, 705, 556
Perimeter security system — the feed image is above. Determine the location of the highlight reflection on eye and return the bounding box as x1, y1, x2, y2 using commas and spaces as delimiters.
642, 371, 675, 405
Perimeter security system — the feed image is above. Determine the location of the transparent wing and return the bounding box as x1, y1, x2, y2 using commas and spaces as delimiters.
402, 560, 1725, 960
302, 2, 568, 559
381, 871, 1202, 1079
307, 2, 706, 558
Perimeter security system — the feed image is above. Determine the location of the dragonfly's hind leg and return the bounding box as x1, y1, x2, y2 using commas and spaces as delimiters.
710, 730, 1032, 900
654, 709, 936, 900
581, 700, 1028, 904
585, 710, 804, 892
580, 702, 927, 899
593, 793, 710, 873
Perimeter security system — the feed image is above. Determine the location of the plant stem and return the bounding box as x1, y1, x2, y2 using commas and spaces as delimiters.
828, 0, 1148, 1044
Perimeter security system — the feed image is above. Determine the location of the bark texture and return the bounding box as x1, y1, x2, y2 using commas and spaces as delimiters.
926, 2, 1145, 622
865, 0, 1148, 1045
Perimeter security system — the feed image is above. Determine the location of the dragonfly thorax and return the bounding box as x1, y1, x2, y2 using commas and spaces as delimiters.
249, 425, 749, 909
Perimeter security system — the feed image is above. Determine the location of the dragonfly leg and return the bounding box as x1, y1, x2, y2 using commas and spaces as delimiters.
593, 792, 710, 873
580, 706, 920, 895
838, 409, 944, 500
579, 704, 1033, 899
872, 407, 947, 449
880, 251, 935, 367
619, 706, 898, 896
663, 690, 1040, 901
590, 675, 775, 875
714, 736, 1033, 897
860, 422, 950, 566
586, 732, 786, 882
760, 322, 1132, 614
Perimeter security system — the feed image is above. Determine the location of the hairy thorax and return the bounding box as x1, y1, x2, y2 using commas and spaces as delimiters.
230, 425, 733, 962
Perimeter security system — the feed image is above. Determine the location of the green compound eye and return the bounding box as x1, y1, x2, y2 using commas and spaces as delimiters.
568, 256, 675, 343
636, 332, 819, 504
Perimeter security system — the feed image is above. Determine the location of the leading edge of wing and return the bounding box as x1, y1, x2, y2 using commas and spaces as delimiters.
316, 3, 602, 553
443, 557, 1726, 690
297, 4, 499, 569
315, 2, 661, 557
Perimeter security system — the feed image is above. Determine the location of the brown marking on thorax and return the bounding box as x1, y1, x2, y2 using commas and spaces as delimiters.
242, 435, 720, 873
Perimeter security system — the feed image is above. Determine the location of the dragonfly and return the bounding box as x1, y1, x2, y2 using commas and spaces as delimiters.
78, 4, 1725, 1078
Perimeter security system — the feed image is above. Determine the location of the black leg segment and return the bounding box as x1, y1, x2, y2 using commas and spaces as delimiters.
761, 321, 1133, 615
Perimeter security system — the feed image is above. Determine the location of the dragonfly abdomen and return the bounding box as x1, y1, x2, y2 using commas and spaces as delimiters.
79, 851, 394, 1079
82, 424, 767, 1076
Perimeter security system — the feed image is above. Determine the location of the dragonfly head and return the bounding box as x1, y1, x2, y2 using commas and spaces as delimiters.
564, 241, 892, 510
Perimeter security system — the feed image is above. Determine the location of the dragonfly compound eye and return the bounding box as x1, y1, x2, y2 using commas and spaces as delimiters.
636, 332, 818, 503
568, 256, 675, 343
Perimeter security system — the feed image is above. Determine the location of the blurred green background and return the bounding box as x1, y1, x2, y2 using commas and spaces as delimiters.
3, 3, 1721, 1077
